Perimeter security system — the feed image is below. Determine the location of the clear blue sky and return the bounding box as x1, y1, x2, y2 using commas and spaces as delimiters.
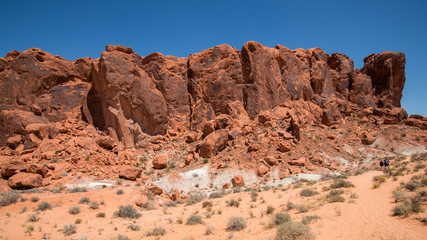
1, 0, 426, 116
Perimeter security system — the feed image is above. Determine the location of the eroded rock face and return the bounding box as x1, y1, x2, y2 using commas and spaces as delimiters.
0, 42, 408, 152
362, 52, 406, 108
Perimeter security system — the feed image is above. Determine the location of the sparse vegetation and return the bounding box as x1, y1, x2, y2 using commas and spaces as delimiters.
114, 205, 141, 219
30, 196, 40, 202
185, 192, 205, 205
226, 216, 247, 231
275, 221, 315, 240
0, 191, 20, 207
96, 212, 106, 218
392, 201, 424, 217
146, 226, 166, 236
128, 224, 141, 231
330, 179, 353, 189
295, 205, 309, 213
302, 215, 320, 225
300, 189, 319, 197
404, 181, 422, 191
28, 213, 39, 222
326, 190, 345, 203
273, 212, 291, 226
186, 214, 203, 225
267, 205, 275, 214
69, 206, 80, 215
69, 187, 87, 193
209, 191, 225, 199
63, 224, 77, 235
36, 201, 52, 211
116, 189, 124, 195
78, 197, 90, 204
228, 199, 240, 208
202, 201, 213, 208
89, 201, 99, 209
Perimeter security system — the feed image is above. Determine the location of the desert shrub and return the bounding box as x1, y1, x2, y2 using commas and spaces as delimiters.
421, 177, 427, 186
69, 206, 80, 215
414, 164, 426, 171
275, 221, 315, 240
228, 199, 240, 207
30, 196, 40, 202
37, 201, 52, 211
186, 214, 203, 225
267, 205, 275, 214
202, 201, 213, 208
89, 201, 99, 209
392, 201, 424, 217
0, 191, 20, 206
96, 212, 106, 218
251, 191, 259, 202
69, 187, 87, 193
78, 197, 90, 204
302, 215, 320, 225
286, 201, 295, 210
63, 224, 77, 235
330, 179, 353, 189
205, 225, 214, 235
75, 219, 82, 224
405, 181, 422, 191
226, 216, 247, 231
28, 213, 39, 222
185, 192, 205, 205
209, 191, 225, 199
128, 224, 140, 231
116, 235, 130, 240
392, 191, 410, 202
296, 205, 309, 213
274, 212, 291, 225
326, 190, 345, 203
300, 189, 319, 197
116, 189, 124, 195
114, 205, 141, 219
146, 226, 166, 236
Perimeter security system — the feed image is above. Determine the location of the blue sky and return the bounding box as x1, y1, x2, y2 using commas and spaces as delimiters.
1, 0, 426, 116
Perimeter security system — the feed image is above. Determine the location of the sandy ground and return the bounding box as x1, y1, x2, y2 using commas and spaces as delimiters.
0, 167, 426, 240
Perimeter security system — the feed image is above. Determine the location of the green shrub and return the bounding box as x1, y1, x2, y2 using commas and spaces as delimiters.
116, 235, 130, 240
146, 226, 166, 236
78, 197, 90, 204
226, 216, 247, 231
0, 191, 20, 206
202, 201, 213, 208
228, 199, 240, 207
116, 189, 124, 195
326, 190, 345, 203
75, 219, 82, 224
30, 196, 40, 202
69, 206, 80, 215
275, 221, 315, 240
300, 189, 319, 197
186, 215, 203, 225
286, 202, 295, 210
96, 212, 106, 218
114, 205, 141, 219
274, 213, 291, 225
267, 205, 275, 214
63, 224, 77, 235
36, 201, 52, 211
89, 201, 99, 210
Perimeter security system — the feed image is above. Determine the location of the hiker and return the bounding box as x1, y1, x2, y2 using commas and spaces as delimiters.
383, 158, 390, 169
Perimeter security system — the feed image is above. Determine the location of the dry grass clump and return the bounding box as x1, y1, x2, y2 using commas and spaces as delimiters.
63, 224, 77, 236
146, 226, 166, 236
275, 221, 315, 240
114, 205, 141, 219
226, 216, 247, 231
0, 191, 20, 207
186, 214, 203, 225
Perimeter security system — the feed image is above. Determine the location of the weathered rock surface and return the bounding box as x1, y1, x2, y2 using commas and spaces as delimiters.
8, 172, 42, 188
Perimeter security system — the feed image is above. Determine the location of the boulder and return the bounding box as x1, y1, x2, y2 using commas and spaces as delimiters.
247, 144, 260, 152
152, 154, 168, 169
199, 130, 229, 158
361, 131, 375, 145
231, 175, 244, 187
119, 166, 142, 181
147, 185, 163, 195
289, 157, 306, 166
257, 165, 269, 176
27, 164, 48, 178
1, 160, 27, 178
172, 189, 181, 201
264, 156, 277, 166
202, 120, 215, 138
8, 172, 42, 188
278, 142, 292, 152
96, 136, 116, 149
134, 194, 148, 207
